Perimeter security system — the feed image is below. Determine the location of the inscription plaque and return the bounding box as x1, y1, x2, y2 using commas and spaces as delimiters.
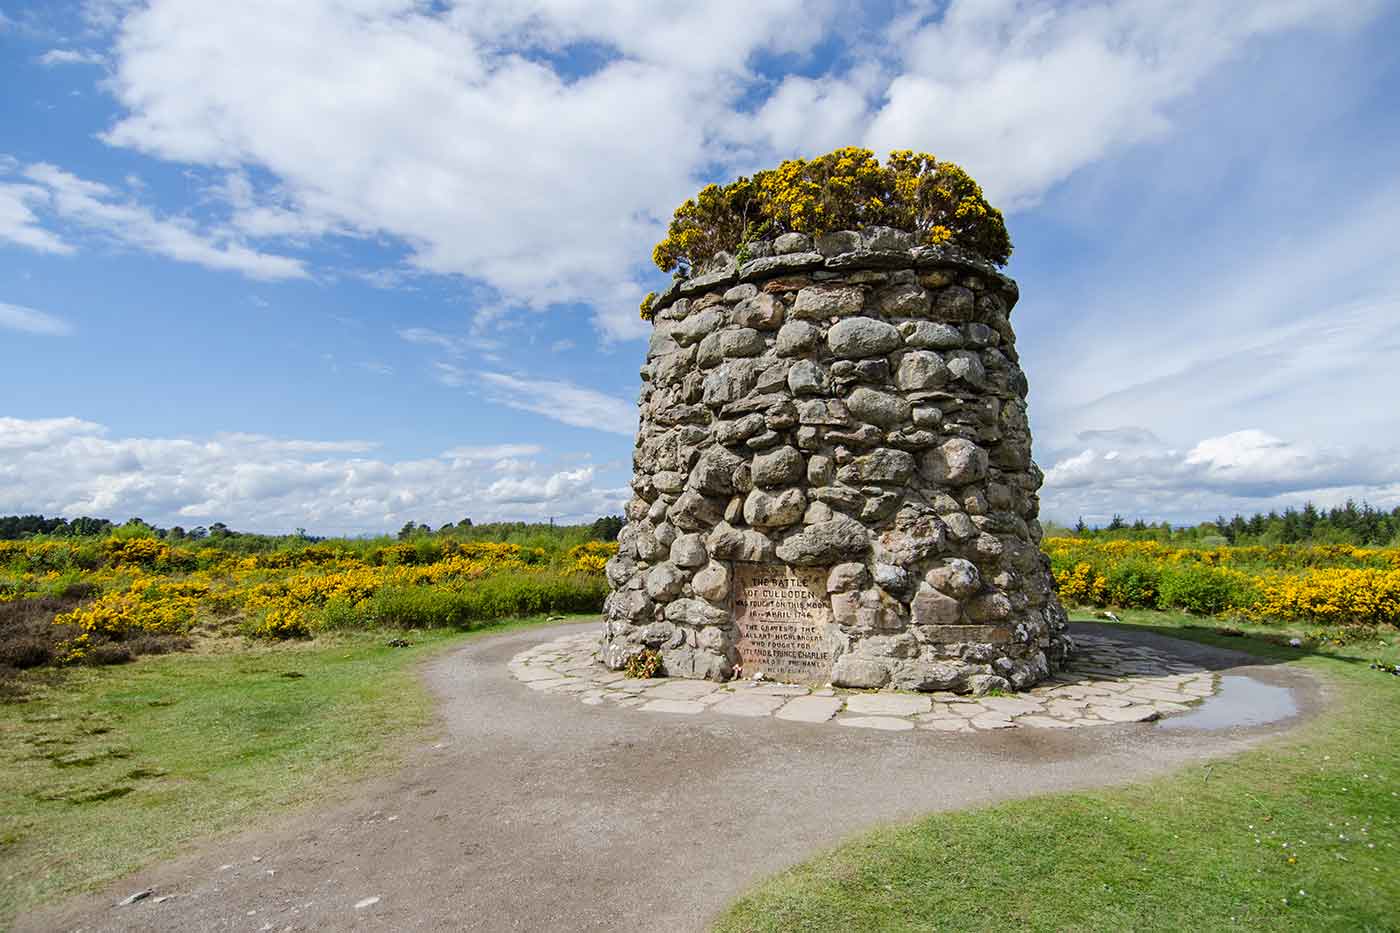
731, 563, 834, 685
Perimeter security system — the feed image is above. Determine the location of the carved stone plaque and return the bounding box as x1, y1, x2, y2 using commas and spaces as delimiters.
731, 563, 834, 685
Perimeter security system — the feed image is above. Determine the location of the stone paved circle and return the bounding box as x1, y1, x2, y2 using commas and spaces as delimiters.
508, 630, 1219, 732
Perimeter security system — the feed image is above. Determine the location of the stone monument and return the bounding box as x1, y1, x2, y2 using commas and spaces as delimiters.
601, 228, 1071, 694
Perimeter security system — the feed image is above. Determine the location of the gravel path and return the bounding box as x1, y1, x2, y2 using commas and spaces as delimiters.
22, 622, 1322, 933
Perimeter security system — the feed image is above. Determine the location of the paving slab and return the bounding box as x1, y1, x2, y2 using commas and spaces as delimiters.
639, 699, 707, 715
844, 694, 933, 716
644, 680, 721, 701
712, 694, 789, 717
774, 696, 843, 723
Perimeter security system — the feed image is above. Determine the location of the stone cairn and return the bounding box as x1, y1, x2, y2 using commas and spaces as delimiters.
602, 227, 1071, 694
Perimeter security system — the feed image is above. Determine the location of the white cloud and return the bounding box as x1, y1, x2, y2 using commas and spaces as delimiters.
1027, 177, 1400, 464
0, 416, 626, 534
399, 327, 491, 356
0, 182, 75, 254
1041, 428, 1400, 524
0, 416, 104, 451
0, 301, 74, 336
442, 443, 544, 462
16, 162, 308, 280
90, 0, 838, 340
79, 0, 1380, 342
433, 361, 468, 387
479, 371, 636, 436
859, 0, 1380, 207
38, 48, 106, 66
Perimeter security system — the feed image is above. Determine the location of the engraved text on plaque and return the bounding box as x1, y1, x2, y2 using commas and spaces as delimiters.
731, 563, 834, 684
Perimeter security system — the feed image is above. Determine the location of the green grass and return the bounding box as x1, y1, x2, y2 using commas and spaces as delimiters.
718, 610, 1400, 932
0, 613, 589, 926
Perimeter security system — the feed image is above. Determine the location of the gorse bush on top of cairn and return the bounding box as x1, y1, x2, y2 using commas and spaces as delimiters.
640, 147, 1011, 320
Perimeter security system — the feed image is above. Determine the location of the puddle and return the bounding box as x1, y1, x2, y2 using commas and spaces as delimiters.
1158, 674, 1297, 731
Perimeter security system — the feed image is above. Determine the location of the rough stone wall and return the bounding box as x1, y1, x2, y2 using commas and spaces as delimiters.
602, 227, 1071, 694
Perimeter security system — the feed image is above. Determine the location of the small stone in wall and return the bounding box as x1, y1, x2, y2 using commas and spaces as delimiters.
830, 655, 889, 689
751, 445, 805, 488
775, 321, 821, 356
743, 488, 807, 528
719, 327, 766, 358
733, 293, 784, 330
670, 533, 707, 568
773, 232, 812, 254
713, 414, 766, 446
787, 359, 828, 396
846, 387, 910, 427
774, 514, 869, 565
826, 562, 868, 593
901, 320, 963, 349
836, 447, 915, 485
933, 286, 976, 320
827, 318, 900, 358
895, 351, 950, 391
922, 438, 989, 485
876, 282, 931, 315
793, 284, 864, 319
645, 562, 686, 601
691, 561, 730, 601
815, 230, 862, 257
911, 582, 961, 624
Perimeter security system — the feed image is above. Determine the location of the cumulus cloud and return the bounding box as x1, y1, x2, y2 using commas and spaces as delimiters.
1040, 428, 1400, 524
0, 416, 626, 534
883, 0, 1378, 206
73, 0, 1376, 341
0, 302, 74, 336
90, 0, 836, 340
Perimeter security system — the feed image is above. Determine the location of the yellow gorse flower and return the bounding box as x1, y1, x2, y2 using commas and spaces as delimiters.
641, 147, 1011, 319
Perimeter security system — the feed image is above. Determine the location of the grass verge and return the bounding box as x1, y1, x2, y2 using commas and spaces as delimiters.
0, 613, 591, 925
717, 610, 1400, 932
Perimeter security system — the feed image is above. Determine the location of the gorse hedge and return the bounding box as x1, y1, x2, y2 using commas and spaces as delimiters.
0, 537, 615, 666
642, 147, 1010, 319
1045, 538, 1400, 625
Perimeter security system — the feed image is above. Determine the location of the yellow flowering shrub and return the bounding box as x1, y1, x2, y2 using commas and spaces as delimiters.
1247, 569, 1400, 625
566, 541, 618, 574
1045, 538, 1400, 625
1054, 561, 1108, 605
645, 146, 1011, 317
253, 607, 311, 639
102, 537, 174, 567
53, 576, 205, 638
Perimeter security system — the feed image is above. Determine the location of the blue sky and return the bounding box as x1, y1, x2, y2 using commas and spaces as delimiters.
2, 0, 1398, 535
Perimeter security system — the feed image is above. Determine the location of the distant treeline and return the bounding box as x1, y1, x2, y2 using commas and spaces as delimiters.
0, 513, 627, 549
1051, 500, 1400, 547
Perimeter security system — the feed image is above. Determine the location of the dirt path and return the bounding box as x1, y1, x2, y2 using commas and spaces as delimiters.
22, 622, 1323, 932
